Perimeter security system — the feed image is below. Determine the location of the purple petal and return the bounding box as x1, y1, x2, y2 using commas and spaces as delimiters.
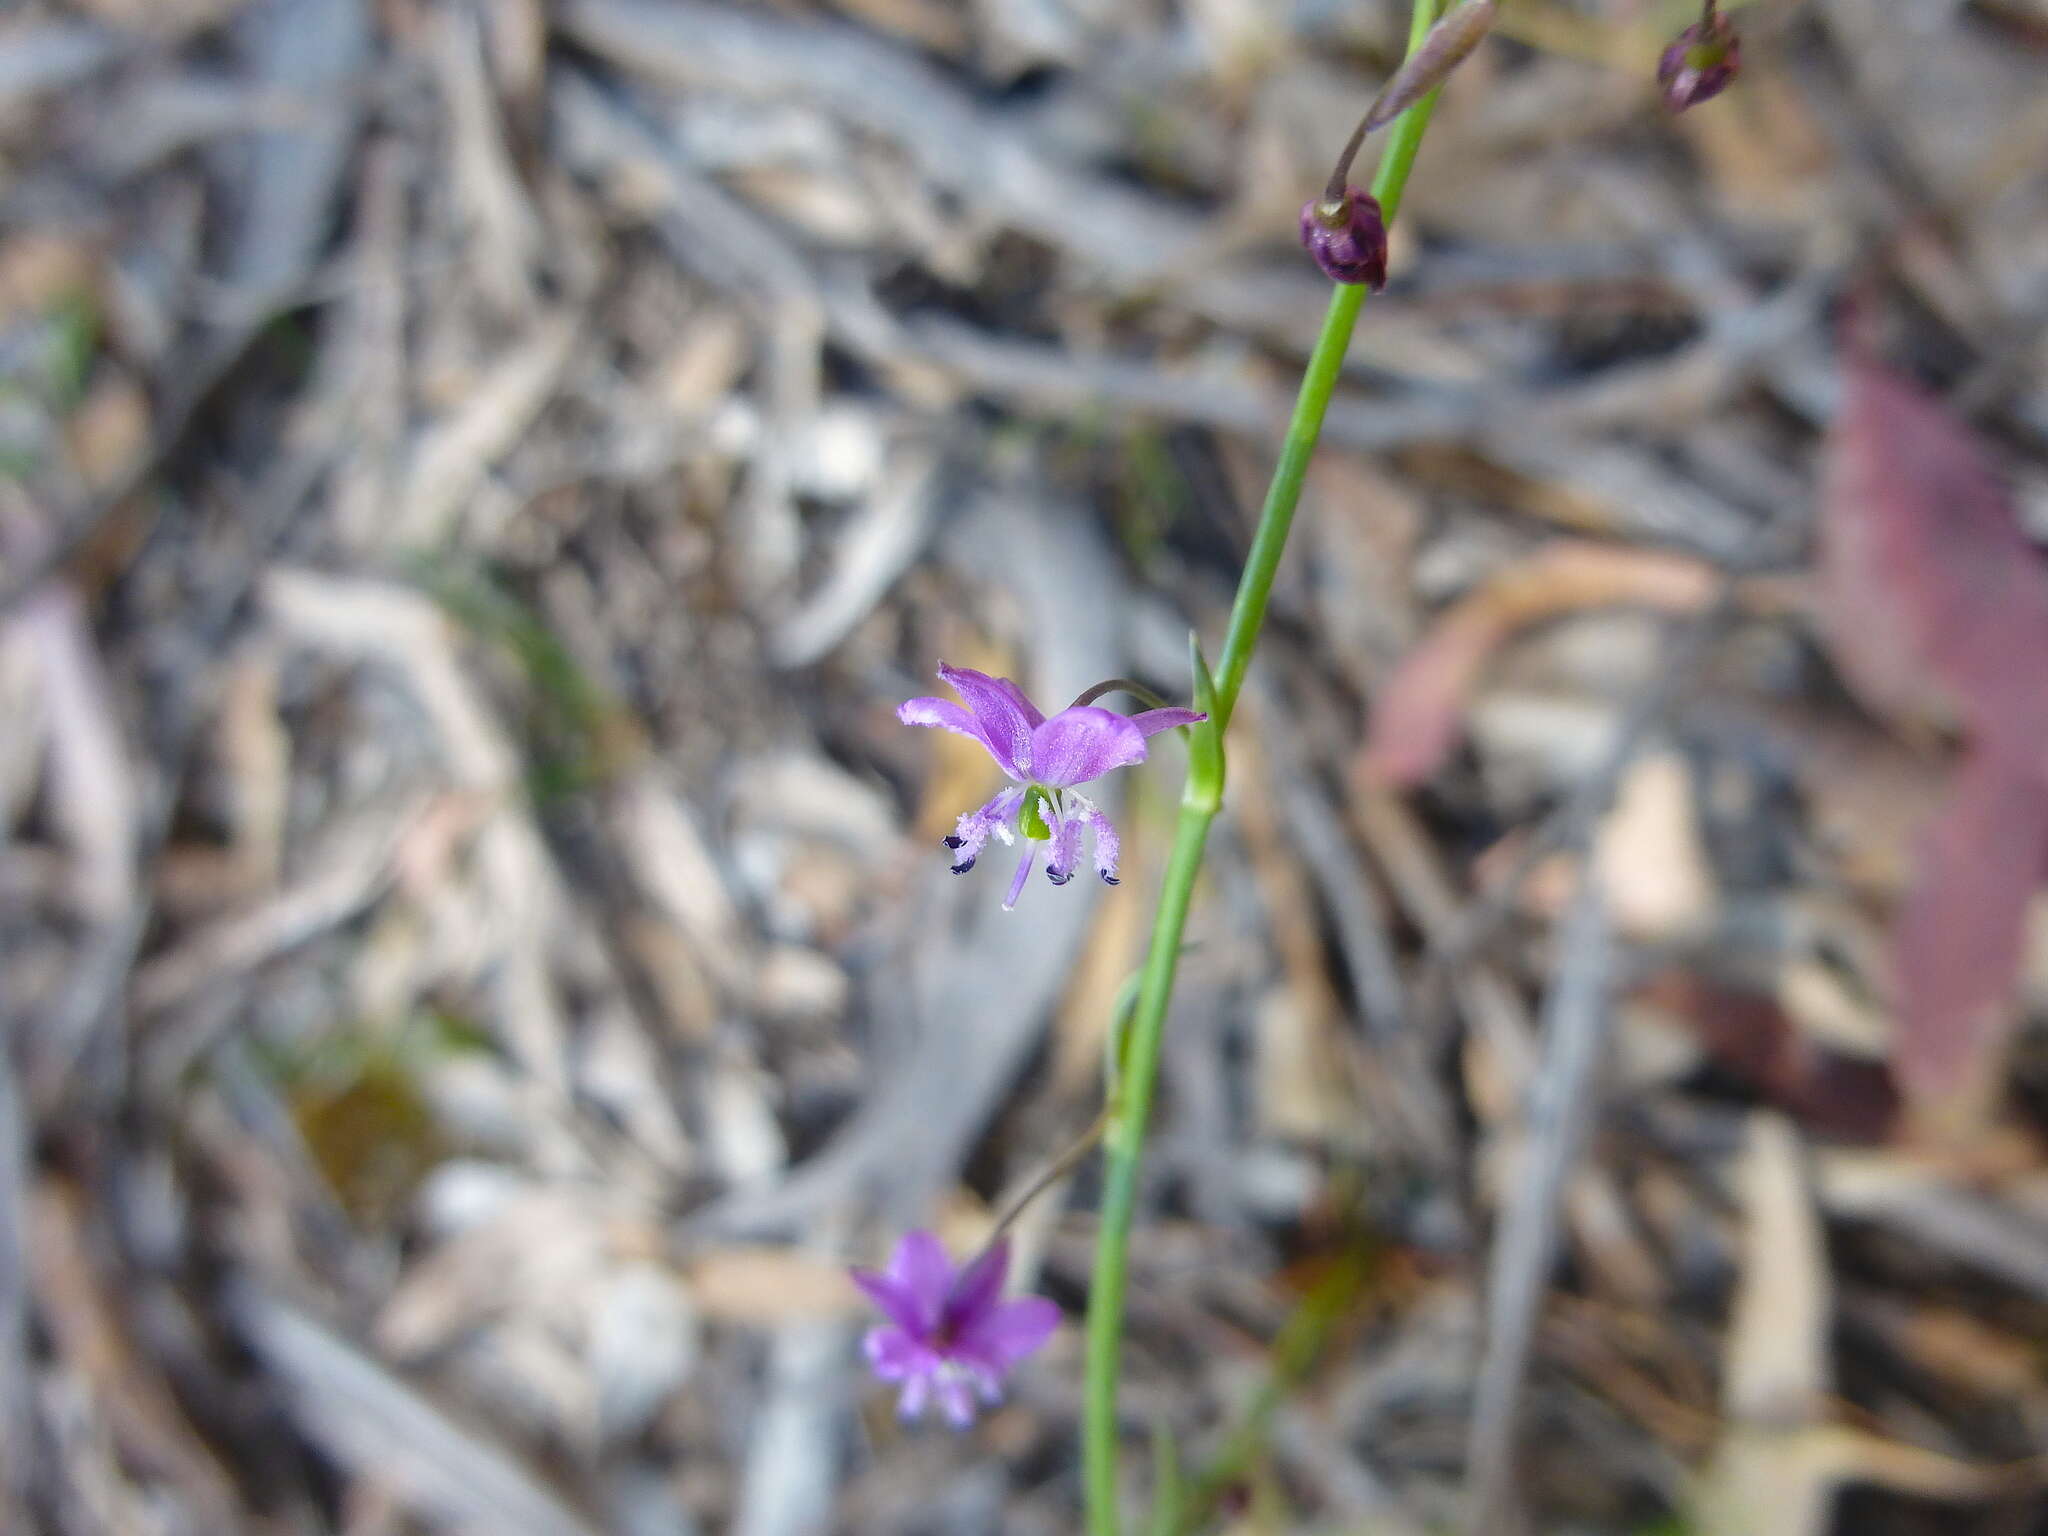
1002, 842, 1037, 911
937, 664, 1038, 780
1027, 708, 1147, 788
935, 1373, 978, 1429
884, 1230, 955, 1334
955, 1296, 1060, 1374
991, 676, 1046, 730
863, 1326, 928, 1382
898, 696, 980, 740
850, 1269, 926, 1339
941, 1241, 1011, 1337
1128, 707, 1207, 738
896, 1372, 932, 1422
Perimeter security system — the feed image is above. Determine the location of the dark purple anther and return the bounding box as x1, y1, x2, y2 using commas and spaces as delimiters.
1299, 188, 1389, 289
1657, 7, 1740, 113
1100, 873, 1119, 887
1047, 867, 1072, 886
943, 835, 965, 849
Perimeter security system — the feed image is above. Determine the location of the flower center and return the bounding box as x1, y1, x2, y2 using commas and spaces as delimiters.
1016, 784, 1059, 841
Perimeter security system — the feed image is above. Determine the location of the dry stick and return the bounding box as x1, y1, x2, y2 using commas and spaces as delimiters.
0, 1041, 28, 1511
1463, 869, 1615, 1534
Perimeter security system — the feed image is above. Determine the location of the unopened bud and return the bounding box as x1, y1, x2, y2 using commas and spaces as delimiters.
1299, 188, 1388, 288
1657, 8, 1740, 112
1363, 0, 1498, 135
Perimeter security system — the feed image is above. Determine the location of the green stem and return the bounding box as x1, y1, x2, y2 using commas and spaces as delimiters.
1080, 3, 1447, 1529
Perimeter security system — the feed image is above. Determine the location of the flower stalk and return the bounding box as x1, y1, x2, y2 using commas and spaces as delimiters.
1079, 0, 1452, 1526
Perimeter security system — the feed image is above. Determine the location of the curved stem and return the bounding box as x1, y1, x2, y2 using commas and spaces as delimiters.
1079, 2, 1447, 1528
1070, 678, 1174, 713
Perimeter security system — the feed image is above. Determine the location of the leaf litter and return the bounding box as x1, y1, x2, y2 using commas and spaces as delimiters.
2, 1, 2048, 1533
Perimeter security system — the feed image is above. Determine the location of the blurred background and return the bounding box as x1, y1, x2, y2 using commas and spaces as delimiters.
4, 0, 2048, 1532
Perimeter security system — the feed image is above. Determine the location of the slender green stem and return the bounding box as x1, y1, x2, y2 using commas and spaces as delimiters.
1080, 3, 1447, 1529
1212, 22, 1443, 737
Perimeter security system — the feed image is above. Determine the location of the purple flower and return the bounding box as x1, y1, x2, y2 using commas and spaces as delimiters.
898, 663, 1205, 909
851, 1231, 1060, 1428
1299, 187, 1389, 289
1656, 9, 1740, 112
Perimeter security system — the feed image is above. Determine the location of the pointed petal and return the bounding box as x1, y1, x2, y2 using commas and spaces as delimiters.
863, 1326, 927, 1382
936, 1373, 978, 1429
1128, 707, 1206, 738
850, 1268, 926, 1338
898, 696, 980, 739
941, 1241, 1011, 1337
886, 1230, 955, 1334
992, 676, 1046, 730
955, 1295, 1060, 1374
937, 664, 1038, 779
1028, 708, 1147, 788
1002, 842, 1036, 911
896, 1372, 932, 1421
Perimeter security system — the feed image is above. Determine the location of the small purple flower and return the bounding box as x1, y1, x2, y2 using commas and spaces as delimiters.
1656, 9, 1740, 112
899, 663, 1204, 909
1299, 187, 1389, 289
851, 1231, 1060, 1428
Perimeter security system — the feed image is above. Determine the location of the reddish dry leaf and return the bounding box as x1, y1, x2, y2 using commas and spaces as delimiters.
1817, 353, 2048, 749
1640, 973, 1898, 1144
1360, 541, 1718, 785
1892, 748, 2048, 1103
1817, 349, 2048, 1108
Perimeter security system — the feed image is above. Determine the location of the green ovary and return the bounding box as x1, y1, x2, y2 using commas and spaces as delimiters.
1016, 785, 1058, 841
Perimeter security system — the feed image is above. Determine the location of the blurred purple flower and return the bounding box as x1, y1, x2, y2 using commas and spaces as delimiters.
899, 663, 1204, 908
1299, 187, 1389, 289
1656, 7, 1740, 112
851, 1231, 1060, 1428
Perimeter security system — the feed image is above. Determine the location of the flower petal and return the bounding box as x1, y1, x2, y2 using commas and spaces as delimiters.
941, 1240, 1011, 1337
1028, 708, 1147, 788
885, 1229, 955, 1334
850, 1269, 925, 1339
937, 664, 1038, 780
935, 1373, 978, 1429
896, 1372, 932, 1422
992, 676, 1046, 730
898, 696, 980, 740
955, 1295, 1060, 1375
863, 1325, 927, 1382
1128, 707, 1207, 738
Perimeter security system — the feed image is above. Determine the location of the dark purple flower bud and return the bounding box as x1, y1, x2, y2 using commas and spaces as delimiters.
1657, 9, 1740, 113
1299, 188, 1388, 289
